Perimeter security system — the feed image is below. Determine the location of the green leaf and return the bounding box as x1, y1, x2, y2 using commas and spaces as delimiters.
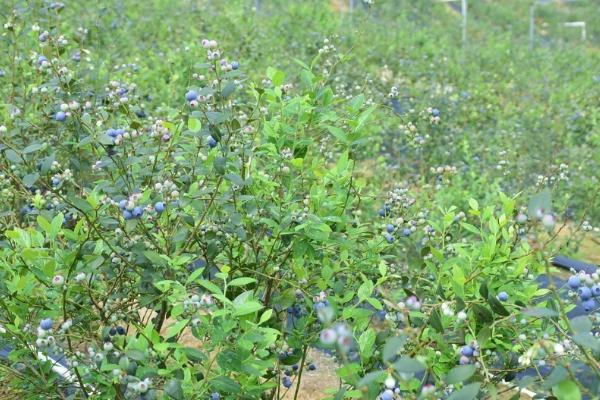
358, 328, 376, 361
165, 319, 189, 339
522, 307, 558, 318
356, 370, 384, 387
488, 295, 510, 316
186, 267, 205, 283
234, 301, 263, 316
553, 380, 581, 400
570, 316, 592, 334
258, 309, 273, 325
393, 357, 425, 374
448, 383, 481, 400
542, 366, 568, 389
479, 282, 489, 299
221, 81, 236, 99
23, 143, 44, 153
428, 309, 444, 333
572, 332, 600, 351
228, 277, 257, 287
23, 173, 39, 187
50, 213, 64, 240
165, 379, 184, 400
188, 118, 201, 132
382, 335, 407, 363
472, 304, 493, 324
445, 365, 476, 384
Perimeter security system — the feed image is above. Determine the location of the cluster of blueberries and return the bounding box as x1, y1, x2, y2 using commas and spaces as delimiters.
459, 342, 479, 365
567, 274, 599, 312
118, 199, 165, 220
384, 223, 412, 243
108, 326, 127, 336
106, 128, 127, 143
281, 362, 317, 389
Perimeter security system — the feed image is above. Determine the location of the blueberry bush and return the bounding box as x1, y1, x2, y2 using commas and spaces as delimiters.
1, 1, 600, 399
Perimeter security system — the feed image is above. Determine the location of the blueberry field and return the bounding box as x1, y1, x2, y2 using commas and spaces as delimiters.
1, 0, 600, 399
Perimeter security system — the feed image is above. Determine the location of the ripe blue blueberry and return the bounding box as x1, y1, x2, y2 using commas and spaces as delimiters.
116, 326, 126, 335
123, 210, 133, 220
578, 286, 592, 301
155, 202, 165, 213
307, 363, 316, 371
231, 61, 239, 70
592, 285, 600, 297
402, 228, 412, 237
55, 111, 66, 121
282, 376, 292, 389
40, 318, 53, 330
51, 177, 60, 186
185, 90, 198, 102
119, 199, 128, 210
385, 233, 394, 243
497, 292, 508, 302
109, 327, 117, 336
208, 136, 217, 148
432, 108, 440, 117
582, 298, 596, 312
380, 389, 394, 400
132, 206, 143, 218
386, 224, 394, 233
567, 275, 580, 289
107, 128, 118, 138
210, 393, 220, 400
460, 345, 473, 357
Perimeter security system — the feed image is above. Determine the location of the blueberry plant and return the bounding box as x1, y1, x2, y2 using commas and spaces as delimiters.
1, 1, 600, 400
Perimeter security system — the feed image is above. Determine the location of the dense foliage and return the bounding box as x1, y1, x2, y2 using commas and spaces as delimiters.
1, 1, 599, 399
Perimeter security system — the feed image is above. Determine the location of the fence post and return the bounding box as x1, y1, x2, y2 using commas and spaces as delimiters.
461, 0, 467, 45
529, 3, 536, 48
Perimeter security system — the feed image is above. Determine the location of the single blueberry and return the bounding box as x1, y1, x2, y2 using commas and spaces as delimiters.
210, 393, 220, 400
116, 326, 126, 335
282, 376, 292, 389
109, 327, 117, 336
567, 275, 580, 289
432, 108, 440, 117
386, 224, 394, 233
132, 206, 143, 218
55, 111, 66, 121
578, 286, 592, 301
385, 233, 394, 243
307, 363, 316, 371
208, 136, 217, 148
155, 202, 165, 213
497, 292, 508, 302
460, 345, 473, 357
231, 61, 239, 70
592, 285, 600, 297
403, 228, 412, 237
380, 390, 394, 400
185, 90, 198, 102
123, 210, 133, 220
582, 298, 596, 312
119, 199, 128, 210
40, 318, 53, 330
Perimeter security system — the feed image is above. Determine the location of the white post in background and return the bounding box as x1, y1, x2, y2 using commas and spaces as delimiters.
529, 3, 536, 48
461, 0, 467, 45
440, 0, 468, 46
563, 21, 587, 41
